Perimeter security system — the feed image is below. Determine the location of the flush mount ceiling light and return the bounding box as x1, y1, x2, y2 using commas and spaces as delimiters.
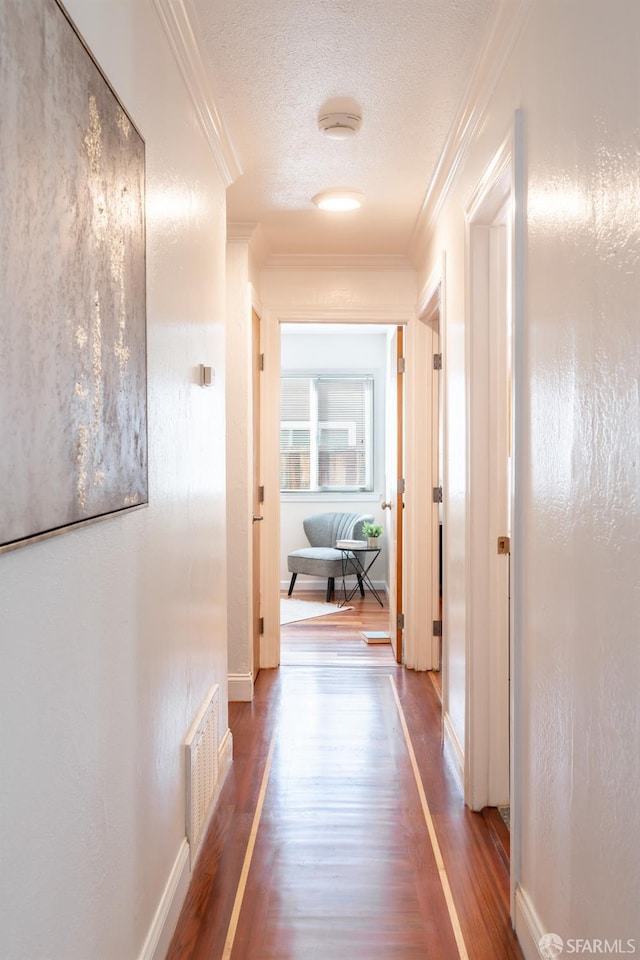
312, 189, 366, 212
318, 112, 362, 140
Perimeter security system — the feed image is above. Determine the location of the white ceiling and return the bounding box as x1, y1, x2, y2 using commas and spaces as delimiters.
192, 0, 498, 258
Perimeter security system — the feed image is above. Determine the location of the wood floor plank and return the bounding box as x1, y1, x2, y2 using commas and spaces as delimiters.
281, 589, 394, 667
167, 596, 523, 960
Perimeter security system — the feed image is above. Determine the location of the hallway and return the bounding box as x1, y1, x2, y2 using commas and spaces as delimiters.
168, 601, 522, 960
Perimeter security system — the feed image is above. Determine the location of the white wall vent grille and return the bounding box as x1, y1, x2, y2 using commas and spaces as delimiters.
185, 684, 219, 859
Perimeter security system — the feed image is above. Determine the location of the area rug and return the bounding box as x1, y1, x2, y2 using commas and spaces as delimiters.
280, 598, 353, 625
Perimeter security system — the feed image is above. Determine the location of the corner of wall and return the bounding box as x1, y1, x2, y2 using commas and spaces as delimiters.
514, 885, 545, 960
228, 672, 254, 702
138, 839, 190, 960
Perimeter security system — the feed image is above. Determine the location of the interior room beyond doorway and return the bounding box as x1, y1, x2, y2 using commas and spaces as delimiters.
279, 323, 395, 659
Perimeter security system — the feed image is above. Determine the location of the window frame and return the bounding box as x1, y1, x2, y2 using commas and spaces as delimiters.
279, 373, 374, 494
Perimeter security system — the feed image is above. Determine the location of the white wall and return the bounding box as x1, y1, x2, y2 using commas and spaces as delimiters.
0, 2, 229, 958
415, 0, 640, 949
280, 327, 388, 588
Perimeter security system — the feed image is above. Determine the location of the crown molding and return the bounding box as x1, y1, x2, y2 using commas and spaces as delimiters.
267, 305, 416, 323
408, 0, 533, 262
416, 257, 444, 321
227, 222, 259, 243
227, 222, 268, 269
262, 253, 414, 272
152, 0, 242, 186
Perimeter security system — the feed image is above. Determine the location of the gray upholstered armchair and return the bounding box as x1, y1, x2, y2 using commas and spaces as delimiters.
287, 512, 374, 602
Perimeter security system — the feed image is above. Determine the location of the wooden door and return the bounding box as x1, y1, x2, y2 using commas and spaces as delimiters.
252, 309, 262, 680
431, 319, 443, 670
384, 327, 404, 663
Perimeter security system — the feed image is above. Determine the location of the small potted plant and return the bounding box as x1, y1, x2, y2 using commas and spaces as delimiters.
361, 520, 383, 548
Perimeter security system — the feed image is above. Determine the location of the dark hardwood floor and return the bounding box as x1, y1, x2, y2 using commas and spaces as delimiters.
280, 588, 395, 666
167, 591, 522, 960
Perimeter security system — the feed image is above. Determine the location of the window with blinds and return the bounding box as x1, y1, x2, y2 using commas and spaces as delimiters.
280, 375, 373, 492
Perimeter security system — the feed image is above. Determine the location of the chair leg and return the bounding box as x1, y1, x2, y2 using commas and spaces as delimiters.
357, 574, 365, 597
288, 573, 297, 596
326, 577, 334, 602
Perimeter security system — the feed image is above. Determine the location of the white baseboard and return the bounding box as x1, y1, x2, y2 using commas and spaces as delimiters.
228, 671, 253, 702
138, 728, 234, 960
514, 884, 546, 960
443, 710, 465, 797
138, 839, 190, 960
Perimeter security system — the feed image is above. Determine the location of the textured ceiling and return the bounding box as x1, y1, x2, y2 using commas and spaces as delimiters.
192, 0, 497, 257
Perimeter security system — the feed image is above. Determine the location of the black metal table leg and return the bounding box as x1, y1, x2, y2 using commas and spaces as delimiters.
338, 548, 383, 607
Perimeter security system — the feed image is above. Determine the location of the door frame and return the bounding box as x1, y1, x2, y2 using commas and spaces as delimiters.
258, 308, 414, 669
225, 242, 263, 702
404, 261, 446, 672
383, 326, 405, 663
463, 113, 524, 917
251, 308, 263, 681
465, 131, 513, 811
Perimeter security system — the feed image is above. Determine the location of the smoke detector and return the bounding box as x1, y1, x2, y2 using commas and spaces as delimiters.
318, 112, 362, 140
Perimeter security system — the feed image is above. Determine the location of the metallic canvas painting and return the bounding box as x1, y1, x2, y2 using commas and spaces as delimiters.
0, 0, 148, 552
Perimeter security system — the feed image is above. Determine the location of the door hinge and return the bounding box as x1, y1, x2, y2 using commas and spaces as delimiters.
397, 356, 406, 374
259, 616, 264, 635
433, 353, 442, 370
397, 613, 405, 630
432, 486, 443, 503
433, 619, 443, 637
259, 353, 265, 371
397, 477, 405, 495
497, 536, 511, 555
258, 485, 265, 504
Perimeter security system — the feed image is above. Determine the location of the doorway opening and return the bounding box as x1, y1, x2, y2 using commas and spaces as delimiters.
277, 322, 402, 667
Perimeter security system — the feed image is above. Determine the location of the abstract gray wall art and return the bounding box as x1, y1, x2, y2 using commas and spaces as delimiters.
0, 0, 147, 552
